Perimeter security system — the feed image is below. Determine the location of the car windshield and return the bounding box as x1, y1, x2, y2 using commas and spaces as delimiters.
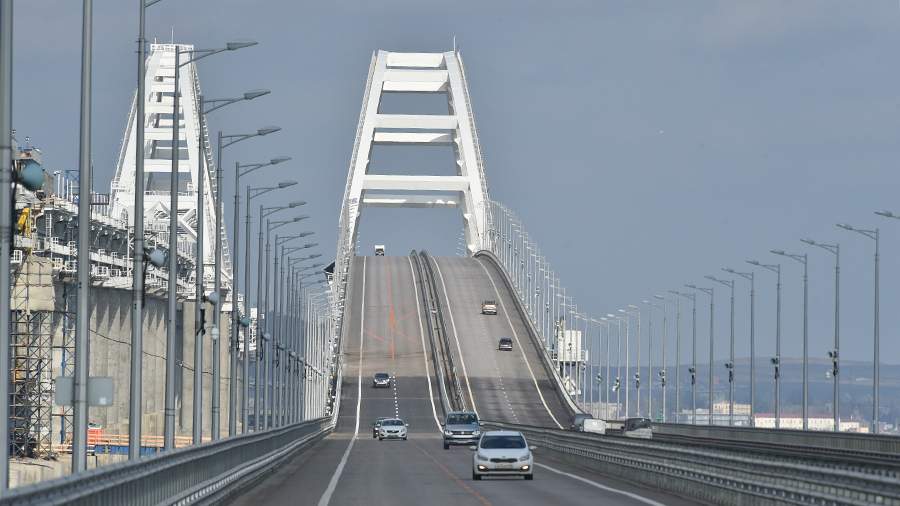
480, 435, 526, 449
383, 419, 404, 426
375, 373, 389, 379
626, 418, 651, 430
446, 414, 477, 425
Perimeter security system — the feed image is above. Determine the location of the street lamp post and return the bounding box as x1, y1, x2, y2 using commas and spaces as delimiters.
771, 249, 808, 430
228, 157, 290, 436
687, 285, 714, 425
652, 295, 672, 422
747, 260, 781, 428
668, 291, 684, 423
840, 220, 881, 433
248, 196, 301, 429
673, 291, 697, 424
801, 238, 840, 432
601, 317, 611, 419
642, 300, 657, 419
243, 186, 300, 432
0, 0, 12, 487
261, 218, 310, 429
211, 126, 280, 440
705, 276, 735, 426
126, 0, 166, 467
73, 0, 93, 471
171, 41, 260, 445
617, 308, 632, 417
166, 92, 271, 449
724, 268, 755, 426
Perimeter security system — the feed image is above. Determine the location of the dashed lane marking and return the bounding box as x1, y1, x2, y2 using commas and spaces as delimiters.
477, 260, 563, 429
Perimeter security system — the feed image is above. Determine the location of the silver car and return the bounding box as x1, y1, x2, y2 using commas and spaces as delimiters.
471, 431, 534, 480
378, 418, 408, 441
442, 411, 481, 449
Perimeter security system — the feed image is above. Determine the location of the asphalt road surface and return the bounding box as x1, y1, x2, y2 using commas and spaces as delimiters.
430, 255, 571, 428
228, 256, 693, 506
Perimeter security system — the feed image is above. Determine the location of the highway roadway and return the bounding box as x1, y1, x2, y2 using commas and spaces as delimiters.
228, 256, 693, 506
430, 255, 571, 428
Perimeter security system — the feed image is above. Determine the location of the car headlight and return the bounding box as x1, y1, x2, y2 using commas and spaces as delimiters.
444, 430, 453, 436
476, 453, 489, 462
472, 429, 481, 436
519, 453, 531, 462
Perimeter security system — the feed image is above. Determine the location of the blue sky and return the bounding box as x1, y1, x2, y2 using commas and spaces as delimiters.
9, 1, 900, 366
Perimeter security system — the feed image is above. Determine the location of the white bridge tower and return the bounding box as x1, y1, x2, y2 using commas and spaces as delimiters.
109, 43, 232, 299
337, 50, 492, 258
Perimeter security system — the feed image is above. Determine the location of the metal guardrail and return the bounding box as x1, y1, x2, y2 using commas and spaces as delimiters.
2, 418, 332, 506
483, 420, 900, 506
419, 251, 466, 412
474, 250, 581, 419
653, 422, 900, 455
410, 251, 451, 416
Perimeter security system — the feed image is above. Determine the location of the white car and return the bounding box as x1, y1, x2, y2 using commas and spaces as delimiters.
378, 418, 408, 440
471, 431, 534, 480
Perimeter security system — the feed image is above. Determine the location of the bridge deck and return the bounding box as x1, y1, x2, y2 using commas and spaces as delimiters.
229, 256, 689, 506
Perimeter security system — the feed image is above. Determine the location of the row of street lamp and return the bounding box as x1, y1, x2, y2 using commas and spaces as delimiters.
485, 200, 890, 434
608, 213, 890, 434
0, 1, 333, 488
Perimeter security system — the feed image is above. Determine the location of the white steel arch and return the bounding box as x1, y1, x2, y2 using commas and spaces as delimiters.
337, 50, 492, 258
109, 43, 232, 300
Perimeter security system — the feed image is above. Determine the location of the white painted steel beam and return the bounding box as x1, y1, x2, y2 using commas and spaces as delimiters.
362, 175, 469, 192
374, 114, 457, 130
362, 194, 459, 208
372, 132, 453, 145
383, 69, 449, 93
385, 52, 445, 68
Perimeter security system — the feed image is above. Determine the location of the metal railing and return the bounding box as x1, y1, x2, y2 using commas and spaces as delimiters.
415, 251, 464, 413
484, 420, 900, 506
2, 418, 332, 506
474, 250, 582, 418
484, 200, 603, 416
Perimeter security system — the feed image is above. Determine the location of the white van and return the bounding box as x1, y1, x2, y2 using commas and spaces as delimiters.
374, 245, 385, 256
581, 418, 607, 435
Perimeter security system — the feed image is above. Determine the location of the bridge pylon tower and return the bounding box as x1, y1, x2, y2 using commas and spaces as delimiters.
109, 43, 232, 300
337, 50, 492, 258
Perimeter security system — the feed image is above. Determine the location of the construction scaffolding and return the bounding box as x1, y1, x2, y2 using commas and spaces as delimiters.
11, 254, 61, 459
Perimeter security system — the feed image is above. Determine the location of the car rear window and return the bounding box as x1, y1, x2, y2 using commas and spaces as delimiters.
500, 338, 512, 343
480, 435, 526, 449
446, 414, 477, 425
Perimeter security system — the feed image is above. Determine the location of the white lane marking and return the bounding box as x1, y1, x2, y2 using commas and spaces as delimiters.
535, 463, 666, 506
407, 257, 443, 432
477, 260, 563, 429
318, 258, 366, 506
431, 258, 478, 416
